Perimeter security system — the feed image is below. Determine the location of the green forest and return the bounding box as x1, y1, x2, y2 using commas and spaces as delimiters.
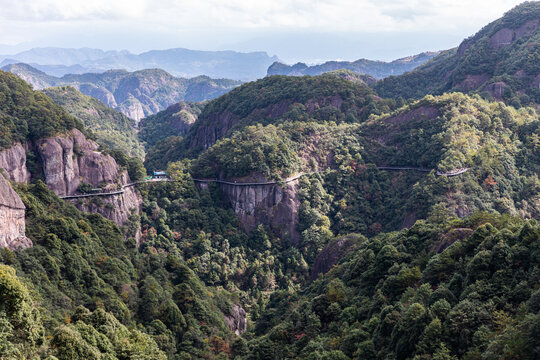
0, 2, 539, 360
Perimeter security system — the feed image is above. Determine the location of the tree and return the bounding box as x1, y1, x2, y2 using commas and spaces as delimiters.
0, 265, 44, 359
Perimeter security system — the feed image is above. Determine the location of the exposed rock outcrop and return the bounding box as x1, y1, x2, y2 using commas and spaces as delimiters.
459, 74, 490, 92
77, 84, 117, 108
0, 129, 141, 231
70, 172, 141, 227
490, 19, 540, 49
190, 111, 240, 150
189, 95, 354, 151
0, 174, 31, 250
36, 129, 118, 197
218, 179, 301, 243
0, 143, 31, 183
117, 100, 146, 123
310, 235, 362, 280
483, 81, 508, 100
35, 129, 141, 227
224, 304, 247, 335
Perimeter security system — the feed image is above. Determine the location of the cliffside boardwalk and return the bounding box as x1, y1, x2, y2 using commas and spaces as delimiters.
59, 167, 470, 199
376, 166, 471, 176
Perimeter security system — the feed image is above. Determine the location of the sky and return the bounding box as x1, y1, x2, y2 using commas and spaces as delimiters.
0, 0, 528, 63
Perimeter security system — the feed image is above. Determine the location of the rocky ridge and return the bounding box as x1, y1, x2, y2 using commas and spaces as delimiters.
1, 64, 241, 122
267, 52, 438, 79
0, 129, 141, 231
0, 173, 31, 250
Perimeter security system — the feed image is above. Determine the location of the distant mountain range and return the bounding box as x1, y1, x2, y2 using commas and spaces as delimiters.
0, 47, 278, 81
1, 63, 241, 121
266, 52, 439, 79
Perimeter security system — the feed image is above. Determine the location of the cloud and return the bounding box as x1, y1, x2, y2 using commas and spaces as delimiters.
0, 0, 525, 30
0, 0, 527, 60
0, 0, 148, 21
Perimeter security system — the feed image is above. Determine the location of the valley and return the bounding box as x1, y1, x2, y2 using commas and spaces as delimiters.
0, 2, 539, 360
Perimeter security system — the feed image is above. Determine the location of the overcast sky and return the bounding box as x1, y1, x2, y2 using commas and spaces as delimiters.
0, 0, 527, 63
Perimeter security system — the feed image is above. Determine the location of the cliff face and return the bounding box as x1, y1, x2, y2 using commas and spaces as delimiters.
224, 304, 247, 336
0, 129, 141, 229
35, 129, 141, 227
190, 111, 240, 150
189, 95, 350, 151
218, 180, 301, 243
70, 172, 141, 227
36, 129, 119, 196
0, 174, 31, 250
2, 65, 240, 120
0, 143, 31, 183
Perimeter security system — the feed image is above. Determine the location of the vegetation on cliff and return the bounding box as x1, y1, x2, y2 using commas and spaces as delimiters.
0, 70, 83, 150
139, 101, 204, 149
146, 72, 398, 169
1, 3, 539, 360
0, 181, 240, 358
43, 86, 145, 158
374, 2, 540, 107
2, 65, 240, 120
244, 213, 540, 360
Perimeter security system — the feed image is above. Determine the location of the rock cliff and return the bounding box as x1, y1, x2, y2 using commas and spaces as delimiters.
35, 129, 141, 227
36, 129, 119, 196
70, 172, 141, 227
0, 174, 31, 250
0, 143, 31, 183
224, 304, 247, 335
218, 179, 301, 243
0, 129, 141, 230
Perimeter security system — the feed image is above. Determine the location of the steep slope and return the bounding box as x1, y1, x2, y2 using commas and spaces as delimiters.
246, 213, 540, 360
173, 73, 394, 159
2, 65, 241, 121
0, 173, 30, 250
0, 47, 278, 80
0, 62, 59, 89
187, 93, 539, 243
0, 180, 237, 359
375, 2, 540, 106
138, 101, 204, 149
0, 69, 250, 360
0, 70, 142, 229
267, 52, 438, 79
42, 86, 145, 158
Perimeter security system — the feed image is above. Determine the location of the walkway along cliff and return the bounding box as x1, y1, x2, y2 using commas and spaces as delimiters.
191, 167, 471, 243
0, 129, 142, 246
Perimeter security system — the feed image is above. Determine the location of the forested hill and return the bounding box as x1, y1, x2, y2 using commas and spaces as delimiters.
1, 2, 540, 360
0, 70, 83, 149
42, 86, 145, 158
248, 213, 540, 359
2, 64, 241, 121
0, 67, 242, 359
374, 1, 540, 107
138, 101, 204, 149
155, 72, 395, 165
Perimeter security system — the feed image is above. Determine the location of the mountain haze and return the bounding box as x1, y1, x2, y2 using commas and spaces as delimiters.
267, 52, 439, 79
42, 86, 145, 158
0, 47, 278, 80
